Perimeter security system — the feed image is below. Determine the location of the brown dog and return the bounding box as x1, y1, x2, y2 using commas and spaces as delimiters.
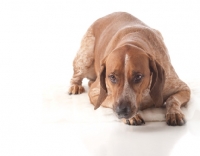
68, 12, 190, 126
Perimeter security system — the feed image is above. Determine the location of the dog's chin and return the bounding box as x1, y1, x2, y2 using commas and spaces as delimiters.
115, 108, 138, 119
116, 114, 129, 119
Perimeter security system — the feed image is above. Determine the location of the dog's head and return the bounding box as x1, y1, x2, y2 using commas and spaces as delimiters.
95, 45, 165, 119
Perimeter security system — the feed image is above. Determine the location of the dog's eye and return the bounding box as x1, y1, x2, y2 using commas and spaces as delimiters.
109, 74, 117, 83
134, 74, 143, 83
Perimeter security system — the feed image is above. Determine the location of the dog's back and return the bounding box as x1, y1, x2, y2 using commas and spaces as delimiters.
92, 12, 171, 75
92, 12, 147, 60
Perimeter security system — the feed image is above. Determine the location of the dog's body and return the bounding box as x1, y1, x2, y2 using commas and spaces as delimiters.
69, 12, 190, 126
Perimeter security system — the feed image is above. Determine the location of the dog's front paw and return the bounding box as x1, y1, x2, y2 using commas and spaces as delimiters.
166, 112, 185, 126
123, 114, 145, 126
68, 85, 85, 95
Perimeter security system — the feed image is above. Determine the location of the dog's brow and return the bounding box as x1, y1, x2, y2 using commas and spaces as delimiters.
110, 70, 120, 76
132, 71, 142, 75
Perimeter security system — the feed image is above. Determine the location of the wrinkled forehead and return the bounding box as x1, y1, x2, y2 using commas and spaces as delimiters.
106, 46, 149, 73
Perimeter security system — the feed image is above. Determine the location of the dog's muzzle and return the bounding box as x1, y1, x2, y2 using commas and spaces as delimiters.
114, 100, 136, 119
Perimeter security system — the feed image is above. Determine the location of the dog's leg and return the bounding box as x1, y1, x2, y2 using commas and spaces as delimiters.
69, 27, 95, 94
165, 89, 190, 126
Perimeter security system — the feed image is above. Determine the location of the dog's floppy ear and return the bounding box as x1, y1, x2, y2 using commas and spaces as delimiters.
94, 59, 108, 110
148, 55, 165, 107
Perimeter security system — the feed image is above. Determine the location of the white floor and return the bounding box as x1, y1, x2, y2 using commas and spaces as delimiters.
1, 1, 200, 156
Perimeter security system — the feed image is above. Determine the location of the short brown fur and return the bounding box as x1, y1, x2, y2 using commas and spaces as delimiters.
69, 12, 190, 126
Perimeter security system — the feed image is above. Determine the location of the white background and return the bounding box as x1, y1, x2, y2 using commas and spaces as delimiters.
0, 0, 200, 156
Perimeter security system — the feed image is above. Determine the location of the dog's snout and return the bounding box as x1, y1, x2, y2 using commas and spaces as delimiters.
115, 101, 132, 119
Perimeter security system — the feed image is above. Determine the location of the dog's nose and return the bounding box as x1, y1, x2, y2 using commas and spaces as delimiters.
115, 101, 131, 119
